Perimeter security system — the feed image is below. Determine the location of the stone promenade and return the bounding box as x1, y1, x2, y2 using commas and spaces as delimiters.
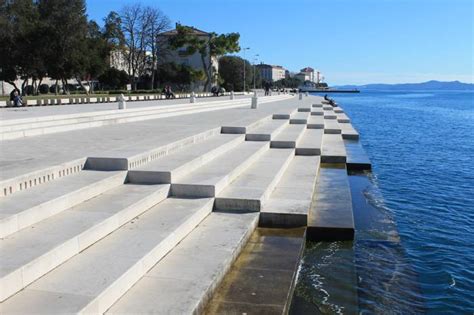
0, 93, 369, 314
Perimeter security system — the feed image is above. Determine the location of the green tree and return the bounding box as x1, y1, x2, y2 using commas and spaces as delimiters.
218, 56, 256, 92
273, 77, 302, 89
38, 0, 89, 93
0, 0, 44, 94
103, 11, 124, 48
169, 24, 240, 91
156, 62, 204, 91
98, 68, 129, 90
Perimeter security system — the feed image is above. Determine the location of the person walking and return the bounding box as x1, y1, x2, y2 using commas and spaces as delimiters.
264, 82, 270, 96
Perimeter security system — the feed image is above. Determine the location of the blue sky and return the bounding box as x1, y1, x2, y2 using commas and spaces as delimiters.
86, 0, 473, 85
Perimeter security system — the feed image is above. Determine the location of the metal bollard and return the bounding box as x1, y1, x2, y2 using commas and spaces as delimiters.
230, 91, 235, 100
118, 93, 127, 109
190, 91, 196, 103
251, 91, 258, 109
299, 93, 303, 100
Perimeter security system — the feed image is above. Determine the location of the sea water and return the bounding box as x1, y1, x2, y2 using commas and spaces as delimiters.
291, 90, 474, 314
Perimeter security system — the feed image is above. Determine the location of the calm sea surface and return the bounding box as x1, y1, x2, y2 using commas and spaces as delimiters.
292, 90, 474, 314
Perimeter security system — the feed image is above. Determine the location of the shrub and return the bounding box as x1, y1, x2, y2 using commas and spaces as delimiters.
24, 85, 34, 95
38, 84, 49, 94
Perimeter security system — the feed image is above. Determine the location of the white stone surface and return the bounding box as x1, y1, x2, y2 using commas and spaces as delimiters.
0, 183, 169, 301
340, 122, 360, 140
260, 156, 320, 227
215, 148, 294, 212
107, 212, 259, 315
271, 124, 306, 148
171, 141, 269, 197
127, 133, 244, 184
245, 119, 288, 141
307, 115, 325, 129
0, 170, 126, 238
324, 118, 342, 134
308, 167, 354, 238
296, 129, 323, 156
321, 134, 347, 163
0, 197, 213, 314
289, 111, 310, 124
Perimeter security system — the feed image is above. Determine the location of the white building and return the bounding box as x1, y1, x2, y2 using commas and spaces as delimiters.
294, 67, 322, 84
256, 64, 286, 82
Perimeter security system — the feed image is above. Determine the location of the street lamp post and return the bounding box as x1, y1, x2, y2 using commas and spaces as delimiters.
242, 47, 250, 92
253, 54, 259, 90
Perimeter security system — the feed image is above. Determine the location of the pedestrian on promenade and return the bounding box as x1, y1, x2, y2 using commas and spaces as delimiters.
264, 82, 270, 96
164, 85, 175, 99
10, 89, 23, 107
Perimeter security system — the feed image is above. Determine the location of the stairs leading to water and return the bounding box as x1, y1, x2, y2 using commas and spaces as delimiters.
0, 95, 370, 313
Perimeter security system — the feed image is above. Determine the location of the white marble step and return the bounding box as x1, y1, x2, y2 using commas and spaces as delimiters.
271, 124, 306, 148
127, 134, 244, 184
171, 141, 269, 197
0, 183, 170, 302
324, 119, 342, 134
245, 119, 288, 141
215, 148, 294, 212
336, 113, 350, 123
0, 170, 126, 238
260, 156, 320, 227
296, 129, 324, 156
107, 212, 259, 315
0, 197, 213, 314
321, 134, 347, 163
289, 112, 310, 124
307, 166, 355, 241
340, 122, 359, 140
307, 115, 324, 129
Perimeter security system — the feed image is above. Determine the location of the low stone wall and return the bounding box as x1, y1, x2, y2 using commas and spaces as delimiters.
0, 92, 247, 108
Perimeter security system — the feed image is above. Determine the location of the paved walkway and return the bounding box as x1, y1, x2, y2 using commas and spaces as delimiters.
0, 94, 252, 121
0, 95, 305, 181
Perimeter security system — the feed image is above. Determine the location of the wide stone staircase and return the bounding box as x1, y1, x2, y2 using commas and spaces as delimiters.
0, 97, 369, 314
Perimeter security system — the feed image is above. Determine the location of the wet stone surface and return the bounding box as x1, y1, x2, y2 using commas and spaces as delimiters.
205, 228, 305, 315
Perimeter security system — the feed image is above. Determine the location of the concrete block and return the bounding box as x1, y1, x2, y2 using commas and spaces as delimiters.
289, 112, 309, 124
215, 148, 294, 212
270, 124, 305, 148
311, 110, 324, 116
324, 119, 342, 134
340, 122, 359, 140
321, 133, 347, 163
0, 197, 213, 314
0, 170, 126, 238
260, 155, 320, 228
307, 115, 324, 129
296, 129, 323, 155
297, 107, 311, 112
245, 119, 288, 141
106, 212, 258, 315
345, 139, 371, 171
0, 183, 170, 301
127, 134, 244, 184
337, 113, 351, 123
171, 141, 268, 198
307, 166, 354, 241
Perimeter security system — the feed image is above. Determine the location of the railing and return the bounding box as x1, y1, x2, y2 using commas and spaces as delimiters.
0, 92, 249, 107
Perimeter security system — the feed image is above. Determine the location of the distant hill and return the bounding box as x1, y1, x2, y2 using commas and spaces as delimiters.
334, 80, 474, 90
